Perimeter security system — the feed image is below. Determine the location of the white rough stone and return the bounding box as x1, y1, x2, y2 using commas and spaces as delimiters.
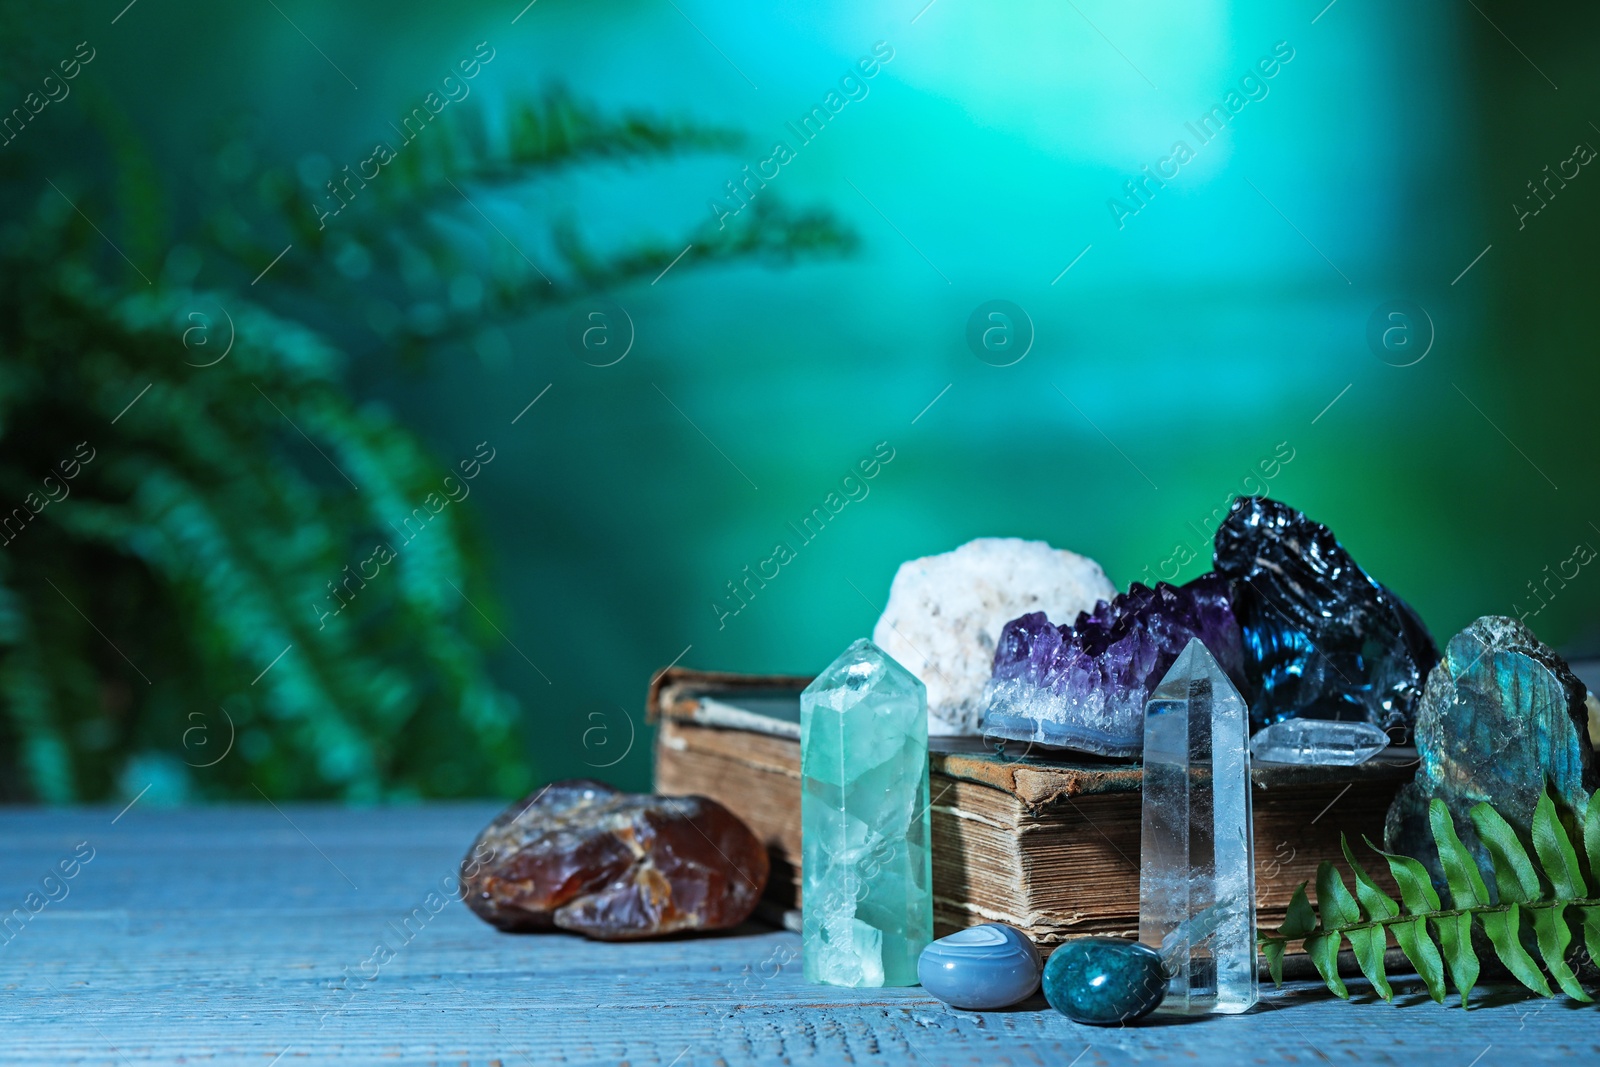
871, 538, 1116, 736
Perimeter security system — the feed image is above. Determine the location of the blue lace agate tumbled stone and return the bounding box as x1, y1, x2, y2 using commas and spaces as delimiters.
1041, 937, 1166, 1025
917, 923, 1041, 1009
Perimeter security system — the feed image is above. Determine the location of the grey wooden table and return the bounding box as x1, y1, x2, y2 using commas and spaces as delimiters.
1, 803, 1594, 1066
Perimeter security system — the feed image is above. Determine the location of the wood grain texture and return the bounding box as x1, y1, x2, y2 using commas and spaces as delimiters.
0, 805, 1594, 1066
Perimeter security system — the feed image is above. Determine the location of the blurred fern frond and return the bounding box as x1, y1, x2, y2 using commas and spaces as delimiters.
0, 47, 855, 800
199, 86, 857, 360
0, 209, 527, 802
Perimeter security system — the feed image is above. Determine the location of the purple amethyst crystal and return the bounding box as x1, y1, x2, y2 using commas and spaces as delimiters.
981, 573, 1247, 757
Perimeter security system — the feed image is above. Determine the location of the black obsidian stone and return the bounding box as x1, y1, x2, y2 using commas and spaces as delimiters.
1042, 937, 1167, 1025
1214, 496, 1438, 733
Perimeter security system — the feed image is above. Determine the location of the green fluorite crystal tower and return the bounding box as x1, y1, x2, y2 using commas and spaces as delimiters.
800, 639, 934, 987
1139, 638, 1258, 1015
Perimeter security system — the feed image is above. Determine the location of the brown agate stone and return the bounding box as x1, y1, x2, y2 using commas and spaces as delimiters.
460, 779, 768, 940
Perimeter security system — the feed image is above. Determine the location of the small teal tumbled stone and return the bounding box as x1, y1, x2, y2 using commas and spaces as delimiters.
917, 923, 1042, 1009
1041, 937, 1167, 1026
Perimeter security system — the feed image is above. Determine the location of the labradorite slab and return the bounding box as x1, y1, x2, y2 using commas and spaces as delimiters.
1385, 616, 1598, 888
1041, 937, 1167, 1025
917, 923, 1041, 1009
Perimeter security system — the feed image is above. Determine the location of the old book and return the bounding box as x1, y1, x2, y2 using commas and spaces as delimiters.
650, 667, 1409, 954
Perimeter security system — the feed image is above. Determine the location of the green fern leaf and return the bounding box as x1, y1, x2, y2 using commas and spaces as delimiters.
1531, 904, 1592, 1002
1368, 835, 1475, 1006
1582, 906, 1600, 977
1259, 883, 1312, 989
1281, 882, 1317, 939
1367, 836, 1443, 914
1432, 911, 1479, 1007
1470, 801, 1540, 904
1389, 915, 1447, 1003
1303, 931, 1348, 999
1342, 836, 1399, 919
1307, 862, 1360, 999
1279, 798, 1600, 1010
1317, 860, 1362, 928
1429, 799, 1490, 908
1368, 837, 1465, 1003
1346, 926, 1393, 1001
1260, 938, 1287, 988
1336, 837, 1398, 1000
1584, 791, 1600, 888
1481, 903, 1553, 996
1533, 790, 1588, 899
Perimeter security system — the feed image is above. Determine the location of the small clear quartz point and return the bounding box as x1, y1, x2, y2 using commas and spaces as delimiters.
1249, 718, 1389, 766
1139, 638, 1258, 1015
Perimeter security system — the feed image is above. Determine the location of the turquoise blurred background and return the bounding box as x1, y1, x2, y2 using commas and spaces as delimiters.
4, 0, 1598, 799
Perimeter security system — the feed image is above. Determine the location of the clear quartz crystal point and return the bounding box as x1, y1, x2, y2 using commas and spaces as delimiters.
1249, 718, 1390, 766
1139, 638, 1258, 1014
801, 638, 934, 987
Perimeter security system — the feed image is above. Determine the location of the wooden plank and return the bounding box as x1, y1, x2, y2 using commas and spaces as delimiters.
0, 805, 1593, 1065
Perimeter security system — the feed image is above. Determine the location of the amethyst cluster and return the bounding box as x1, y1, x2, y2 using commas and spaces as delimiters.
982, 573, 1246, 757
980, 496, 1440, 758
